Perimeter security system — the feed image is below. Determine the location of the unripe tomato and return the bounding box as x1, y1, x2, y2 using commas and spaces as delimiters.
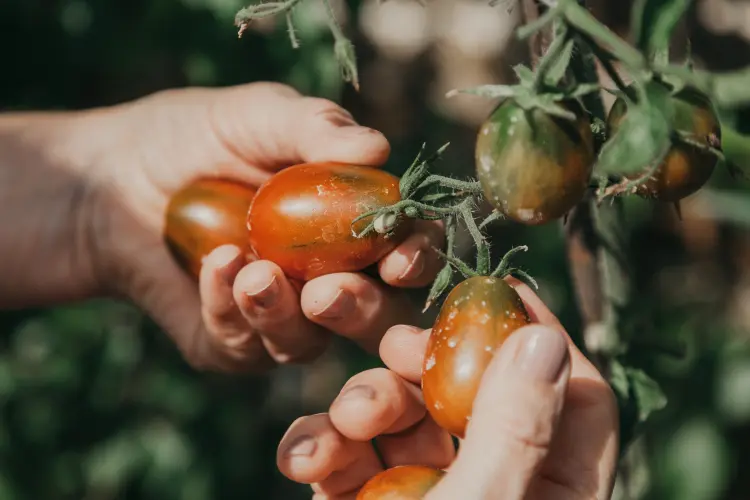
475, 99, 594, 225
422, 276, 531, 439
164, 178, 257, 279
357, 465, 445, 500
247, 162, 412, 281
607, 87, 721, 202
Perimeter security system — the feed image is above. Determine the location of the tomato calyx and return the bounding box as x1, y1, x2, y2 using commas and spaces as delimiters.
351, 142, 484, 239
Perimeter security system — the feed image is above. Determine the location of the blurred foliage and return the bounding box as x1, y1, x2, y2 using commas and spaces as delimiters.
3, 0, 750, 499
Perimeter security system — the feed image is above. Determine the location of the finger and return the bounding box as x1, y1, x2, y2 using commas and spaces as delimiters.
278, 414, 382, 495
427, 325, 571, 500
506, 277, 605, 381
376, 414, 456, 470
197, 245, 275, 372
329, 367, 425, 442
300, 273, 417, 353
211, 84, 390, 171
232, 259, 331, 364
379, 325, 431, 385
378, 220, 445, 288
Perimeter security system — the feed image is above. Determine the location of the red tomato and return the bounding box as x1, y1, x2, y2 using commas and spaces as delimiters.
357, 465, 445, 500
164, 178, 257, 279
422, 276, 531, 438
247, 162, 412, 281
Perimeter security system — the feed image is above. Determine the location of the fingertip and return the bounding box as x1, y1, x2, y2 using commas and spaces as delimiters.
379, 325, 431, 384
378, 224, 444, 288
329, 368, 425, 441
505, 276, 566, 331
200, 244, 244, 287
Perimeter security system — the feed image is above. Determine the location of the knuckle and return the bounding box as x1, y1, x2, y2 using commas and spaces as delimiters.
303, 97, 355, 125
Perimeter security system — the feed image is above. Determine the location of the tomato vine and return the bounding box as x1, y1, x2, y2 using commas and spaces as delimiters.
227, 0, 750, 495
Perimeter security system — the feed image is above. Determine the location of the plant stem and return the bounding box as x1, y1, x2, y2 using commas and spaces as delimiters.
560, 0, 646, 71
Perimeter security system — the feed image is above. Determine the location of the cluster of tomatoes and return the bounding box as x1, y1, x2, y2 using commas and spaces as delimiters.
163, 85, 720, 499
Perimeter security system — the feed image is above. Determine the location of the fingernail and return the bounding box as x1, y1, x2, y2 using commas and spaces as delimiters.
207, 246, 241, 284
313, 289, 355, 319
398, 250, 426, 281
283, 435, 317, 458
246, 276, 279, 308
515, 327, 568, 382
337, 384, 376, 403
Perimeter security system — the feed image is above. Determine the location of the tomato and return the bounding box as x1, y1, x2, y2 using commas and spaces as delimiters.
247, 162, 412, 281
422, 276, 531, 439
357, 465, 445, 500
164, 178, 257, 279
607, 87, 721, 202
475, 99, 594, 225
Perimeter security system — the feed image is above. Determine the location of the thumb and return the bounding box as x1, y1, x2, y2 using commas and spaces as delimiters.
427, 325, 571, 500
211, 83, 391, 171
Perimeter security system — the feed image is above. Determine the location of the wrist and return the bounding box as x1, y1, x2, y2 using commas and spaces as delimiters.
0, 108, 119, 307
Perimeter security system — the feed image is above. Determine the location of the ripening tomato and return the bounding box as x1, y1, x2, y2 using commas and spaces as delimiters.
422, 276, 531, 439
607, 87, 721, 202
164, 178, 258, 279
247, 162, 412, 281
357, 465, 445, 500
475, 99, 594, 225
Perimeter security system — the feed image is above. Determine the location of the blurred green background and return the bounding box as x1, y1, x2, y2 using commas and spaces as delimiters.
2, 0, 750, 499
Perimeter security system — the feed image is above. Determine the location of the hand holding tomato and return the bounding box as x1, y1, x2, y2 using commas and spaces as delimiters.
277, 279, 619, 499
74, 82, 444, 373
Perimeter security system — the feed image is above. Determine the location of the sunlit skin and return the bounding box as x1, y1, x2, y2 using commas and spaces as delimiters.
357, 466, 446, 500
475, 99, 594, 225
247, 162, 413, 282
421, 276, 531, 439
608, 87, 722, 202
164, 178, 258, 279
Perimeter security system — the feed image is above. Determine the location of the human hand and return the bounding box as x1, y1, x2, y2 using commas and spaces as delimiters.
81, 83, 444, 373
276, 279, 619, 499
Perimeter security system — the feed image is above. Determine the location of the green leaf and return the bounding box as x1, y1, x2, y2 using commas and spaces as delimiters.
512, 64, 535, 86
610, 359, 668, 452
544, 37, 576, 87
595, 81, 673, 175
631, 0, 693, 57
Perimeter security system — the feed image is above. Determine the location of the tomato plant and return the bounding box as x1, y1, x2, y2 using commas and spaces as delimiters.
474, 98, 594, 225
607, 87, 722, 202
356, 465, 445, 500
421, 275, 531, 439
164, 178, 257, 279
246, 162, 413, 281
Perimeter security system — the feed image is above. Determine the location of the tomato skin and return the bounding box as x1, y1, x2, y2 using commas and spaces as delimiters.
164, 178, 257, 279
247, 162, 411, 282
475, 99, 594, 225
607, 88, 721, 202
357, 466, 445, 500
422, 276, 531, 439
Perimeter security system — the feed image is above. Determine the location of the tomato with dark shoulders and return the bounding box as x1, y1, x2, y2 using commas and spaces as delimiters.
247, 162, 411, 282
357, 465, 445, 500
475, 99, 594, 225
164, 178, 257, 279
607, 87, 721, 202
422, 276, 531, 439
